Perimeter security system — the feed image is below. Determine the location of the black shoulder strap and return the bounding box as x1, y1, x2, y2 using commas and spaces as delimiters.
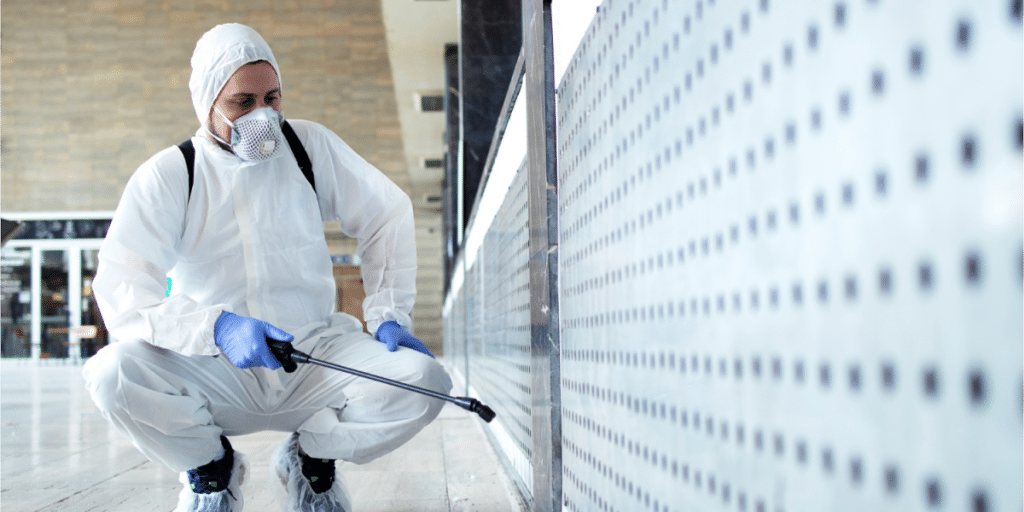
282, 120, 316, 193
176, 123, 314, 202
177, 139, 196, 201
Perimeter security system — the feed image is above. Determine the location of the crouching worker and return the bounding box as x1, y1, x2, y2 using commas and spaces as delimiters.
82, 23, 452, 512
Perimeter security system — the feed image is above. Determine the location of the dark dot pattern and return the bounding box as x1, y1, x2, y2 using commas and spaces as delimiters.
446, 0, 1024, 511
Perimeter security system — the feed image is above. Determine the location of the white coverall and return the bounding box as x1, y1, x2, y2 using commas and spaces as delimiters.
82, 24, 452, 473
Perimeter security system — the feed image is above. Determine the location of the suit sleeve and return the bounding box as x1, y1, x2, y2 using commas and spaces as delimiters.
92, 147, 225, 356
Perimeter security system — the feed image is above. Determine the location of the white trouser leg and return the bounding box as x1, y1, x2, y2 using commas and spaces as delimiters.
82, 340, 275, 472
287, 332, 453, 464
83, 331, 452, 471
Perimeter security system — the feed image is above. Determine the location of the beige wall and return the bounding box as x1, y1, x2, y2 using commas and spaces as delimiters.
1, 0, 408, 212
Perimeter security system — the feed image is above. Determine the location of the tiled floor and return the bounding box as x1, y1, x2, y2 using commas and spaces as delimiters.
0, 361, 527, 512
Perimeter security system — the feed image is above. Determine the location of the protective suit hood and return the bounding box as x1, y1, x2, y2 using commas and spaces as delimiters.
189, 23, 282, 127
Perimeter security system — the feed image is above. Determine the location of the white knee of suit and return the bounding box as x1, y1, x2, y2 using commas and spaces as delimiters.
386, 355, 453, 420
82, 340, 224, 471
82, 339, 136, 414
296, 354, 453, 464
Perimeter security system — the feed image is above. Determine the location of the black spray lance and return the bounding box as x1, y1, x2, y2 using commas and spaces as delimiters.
267, 339, 495, 422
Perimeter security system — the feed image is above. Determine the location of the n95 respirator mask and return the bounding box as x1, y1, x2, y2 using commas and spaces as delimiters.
211, 106, 285, 162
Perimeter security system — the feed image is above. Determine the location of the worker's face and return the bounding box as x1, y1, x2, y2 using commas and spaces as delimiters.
208, 61, 282, 143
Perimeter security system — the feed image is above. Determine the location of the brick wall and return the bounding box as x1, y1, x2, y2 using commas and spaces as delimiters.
1, 0, 408, 211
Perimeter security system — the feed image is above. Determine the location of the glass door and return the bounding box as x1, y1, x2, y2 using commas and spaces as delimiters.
1, 246, 32, 357
39, 250, 71, 359
3, 244, 101, 360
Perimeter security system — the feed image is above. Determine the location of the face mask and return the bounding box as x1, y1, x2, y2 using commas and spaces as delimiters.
210, 106, 284, 162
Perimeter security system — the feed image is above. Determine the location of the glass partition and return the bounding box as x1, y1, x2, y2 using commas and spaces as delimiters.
1, 246, 32, 357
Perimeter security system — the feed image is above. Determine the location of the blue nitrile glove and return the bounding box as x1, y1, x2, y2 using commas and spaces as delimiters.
213, 311, 294, 369
375, 321, 434, 358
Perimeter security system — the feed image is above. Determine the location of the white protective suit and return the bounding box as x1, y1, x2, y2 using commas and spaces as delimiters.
82, 23, 451, 473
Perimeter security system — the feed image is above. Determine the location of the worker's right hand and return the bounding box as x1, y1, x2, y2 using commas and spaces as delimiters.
213, 311, 294, 370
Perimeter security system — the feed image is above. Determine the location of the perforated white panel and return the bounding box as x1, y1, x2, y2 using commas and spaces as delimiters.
556, 1, 1022, 511
445, 161, 534, 493
474, 165, 534, 489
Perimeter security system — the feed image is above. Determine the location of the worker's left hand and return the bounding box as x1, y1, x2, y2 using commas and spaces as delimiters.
375, 321, 435, 358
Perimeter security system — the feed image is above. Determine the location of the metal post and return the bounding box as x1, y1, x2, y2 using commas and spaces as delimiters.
523, 0, 561, 510
29, 246, 41, 361
67, 247, 82, 363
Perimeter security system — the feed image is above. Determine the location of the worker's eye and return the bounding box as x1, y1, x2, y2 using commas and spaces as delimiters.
237, 97, 255, 109
265, 93, 280, 105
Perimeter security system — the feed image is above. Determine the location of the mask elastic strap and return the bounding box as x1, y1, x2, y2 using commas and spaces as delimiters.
207, 106, 234, 146
214, 106, 235, 128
